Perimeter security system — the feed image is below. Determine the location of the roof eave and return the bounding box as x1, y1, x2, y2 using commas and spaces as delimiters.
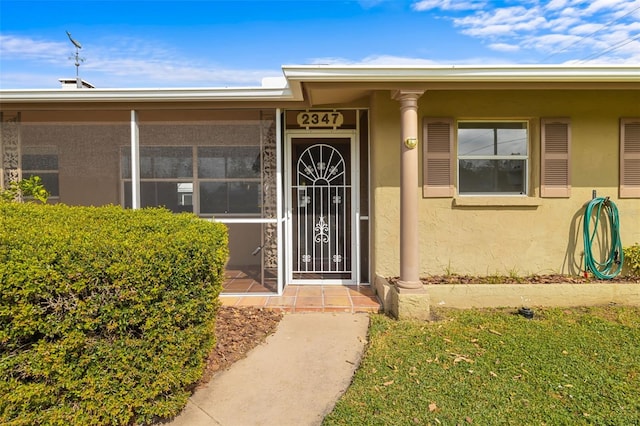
0, 85, 302, 103
281, 64, 640, 83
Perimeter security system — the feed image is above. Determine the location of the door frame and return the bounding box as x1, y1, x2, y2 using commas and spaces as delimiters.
284, 130, 360, 285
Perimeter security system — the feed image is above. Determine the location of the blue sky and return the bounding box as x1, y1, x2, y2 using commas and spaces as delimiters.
1, 0, 639, 89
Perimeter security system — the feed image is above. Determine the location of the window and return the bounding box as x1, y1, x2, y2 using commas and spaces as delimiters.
457, 122, 528, 195
121, 146, 261, 215
198, 146, 261, 214
21, 146, 59, 197
122, 146, 193, 213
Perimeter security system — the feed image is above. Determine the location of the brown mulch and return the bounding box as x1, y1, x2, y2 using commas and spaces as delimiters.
196, 306, 284, 387
389, 274, 640, 285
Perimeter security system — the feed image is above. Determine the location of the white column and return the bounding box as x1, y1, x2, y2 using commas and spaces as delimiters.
276, 108, 284, 294
130, 110, 140, 209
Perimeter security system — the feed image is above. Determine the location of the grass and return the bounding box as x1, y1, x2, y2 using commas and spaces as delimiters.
323, 306, 640, 425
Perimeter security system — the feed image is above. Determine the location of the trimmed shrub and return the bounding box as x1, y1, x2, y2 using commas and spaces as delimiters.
624, 243, 640, 276
0, 203, 228, 425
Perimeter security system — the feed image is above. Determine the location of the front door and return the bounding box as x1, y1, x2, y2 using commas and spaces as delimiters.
287, 136, 356, 284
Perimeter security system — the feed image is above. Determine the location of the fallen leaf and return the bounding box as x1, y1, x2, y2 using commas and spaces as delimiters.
429, 402, 438, 412
466, 417, 473, 423
490, 371, 498, 377
450, 352, 474, 364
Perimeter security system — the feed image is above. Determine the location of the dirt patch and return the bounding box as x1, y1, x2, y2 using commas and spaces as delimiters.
197, 306, 284, 387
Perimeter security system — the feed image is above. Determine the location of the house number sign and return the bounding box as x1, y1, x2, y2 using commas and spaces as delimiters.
297, 111, 344, 128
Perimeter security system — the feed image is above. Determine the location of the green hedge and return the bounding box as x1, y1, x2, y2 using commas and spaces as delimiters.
0, 203, 228, 425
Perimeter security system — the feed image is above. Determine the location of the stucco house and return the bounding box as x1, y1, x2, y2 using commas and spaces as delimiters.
1, 65, 639, 317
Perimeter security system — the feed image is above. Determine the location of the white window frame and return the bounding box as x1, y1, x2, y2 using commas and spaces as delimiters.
457, 120, 530, 196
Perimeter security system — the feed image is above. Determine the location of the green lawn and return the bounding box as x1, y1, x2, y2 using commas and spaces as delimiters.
324, 306, 640, 425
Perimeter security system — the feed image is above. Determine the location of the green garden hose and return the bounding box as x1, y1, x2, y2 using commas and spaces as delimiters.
583, 196, 623, 279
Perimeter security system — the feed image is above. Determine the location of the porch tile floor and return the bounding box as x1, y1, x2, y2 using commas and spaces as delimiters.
220, 284, 382, 313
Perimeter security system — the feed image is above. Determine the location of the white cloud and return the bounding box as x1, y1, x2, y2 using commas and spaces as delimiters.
523, 33, 585, 53
0, 33, 282, 88
546, 16, 581, 32
569, 23, 605, 35
546, 0, 569, 11
585, 0, 631, 14
411, 0, 640, 63
308, 54, 441, 66
412, 0, 485, 12
0, 35, 67, 62
454, 7, 549, 37
488, 43, 520, 52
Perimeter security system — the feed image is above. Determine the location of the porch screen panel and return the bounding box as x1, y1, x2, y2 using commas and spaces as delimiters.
123, 109, 280, 293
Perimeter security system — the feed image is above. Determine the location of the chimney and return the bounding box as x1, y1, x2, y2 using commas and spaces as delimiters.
59, 78, 95, 89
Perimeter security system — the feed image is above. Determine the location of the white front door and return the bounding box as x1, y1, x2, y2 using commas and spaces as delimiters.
286, 134, 357, 284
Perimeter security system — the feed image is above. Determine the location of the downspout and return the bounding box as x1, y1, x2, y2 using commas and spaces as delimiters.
393, 90, 425, 291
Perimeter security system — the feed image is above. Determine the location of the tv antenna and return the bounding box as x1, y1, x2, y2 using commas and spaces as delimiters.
66, 31, 84, 79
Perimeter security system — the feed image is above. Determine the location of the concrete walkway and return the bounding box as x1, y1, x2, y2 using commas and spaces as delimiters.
164, 312, 371, 426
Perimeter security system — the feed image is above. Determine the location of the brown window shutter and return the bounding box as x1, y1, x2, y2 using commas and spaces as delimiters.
541, 118, 571, 198
423, 118, 454, 197
620, 118, 640, 198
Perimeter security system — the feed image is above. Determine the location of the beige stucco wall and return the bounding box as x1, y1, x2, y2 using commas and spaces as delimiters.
371, 89, 640, 278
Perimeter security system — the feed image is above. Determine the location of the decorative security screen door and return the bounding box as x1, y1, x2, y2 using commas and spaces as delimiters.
289, 137, 354, 284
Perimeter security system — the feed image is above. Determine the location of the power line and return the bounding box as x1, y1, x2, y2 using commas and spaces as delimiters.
541, 5, 640, 62
578, 32, 640, 62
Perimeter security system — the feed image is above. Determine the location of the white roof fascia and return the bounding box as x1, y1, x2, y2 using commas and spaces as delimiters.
281, 64, 640, 83
0, 85, 301, 103
1, 65, 637, 104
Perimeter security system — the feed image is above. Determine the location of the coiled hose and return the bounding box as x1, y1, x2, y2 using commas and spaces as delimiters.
583, 196, 623, 279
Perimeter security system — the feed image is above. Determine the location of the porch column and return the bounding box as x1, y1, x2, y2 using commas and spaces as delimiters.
130, 110, 140, 209
393, 90, 424, 291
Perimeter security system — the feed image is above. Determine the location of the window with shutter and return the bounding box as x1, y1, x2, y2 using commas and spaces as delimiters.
457, 121, 529, 195
620, 118, 640, 198
541, 118, 571, 198
423, 118, 454, 197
